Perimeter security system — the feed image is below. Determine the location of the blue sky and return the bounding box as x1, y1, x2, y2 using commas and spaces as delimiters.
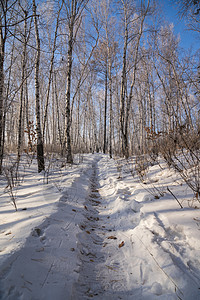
161, 0, 199, 52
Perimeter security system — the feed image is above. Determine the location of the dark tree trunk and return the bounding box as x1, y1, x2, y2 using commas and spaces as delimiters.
0, 51, 4, 174
120, 16, 128, 158
33, 0, 45, 173
0, 2, 6, 174
65, 21, 73, 163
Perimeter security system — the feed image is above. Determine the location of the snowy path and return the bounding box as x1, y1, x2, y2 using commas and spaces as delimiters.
0, 154, 200, 299
72, 159, 106, 298
72, 160, 130, 299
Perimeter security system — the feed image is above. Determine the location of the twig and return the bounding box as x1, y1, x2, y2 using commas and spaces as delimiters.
41, 262, 54, 287
167, 186, 183, 209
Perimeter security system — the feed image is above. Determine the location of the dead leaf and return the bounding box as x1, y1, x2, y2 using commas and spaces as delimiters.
84, 205, 88, 210
80, 224, 86, 229
119, 241, 125, 248
106, 265, 114, 270
5, 231, 12, 235
107, 236, 117, 240
72, 209, 76, 212
86, 230, 91, 234
106, 265, 117, 271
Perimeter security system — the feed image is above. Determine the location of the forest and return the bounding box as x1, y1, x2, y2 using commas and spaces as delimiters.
0, 0, 199, 216
0, 0, 199, 175
0, 1, 200, 299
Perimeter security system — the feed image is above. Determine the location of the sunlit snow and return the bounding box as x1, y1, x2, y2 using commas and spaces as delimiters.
0, 154, 200, 299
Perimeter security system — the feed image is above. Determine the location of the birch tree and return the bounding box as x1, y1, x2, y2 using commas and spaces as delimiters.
33, 0, 45, 172
120, 0, 150, 158
62, 0, 87, 163
17, 7, 29, 167
0, 0, 8, 173
42, 2, 63, 139
93, 40, 108, 153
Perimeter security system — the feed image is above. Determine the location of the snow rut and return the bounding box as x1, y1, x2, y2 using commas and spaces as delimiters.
72, 161, 106, 299
72, 159, 132, 300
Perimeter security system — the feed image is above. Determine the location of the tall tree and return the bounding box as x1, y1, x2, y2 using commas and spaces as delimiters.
63, 0, 88, 163
17, 7, 29, 167
43, 2, 63, 139
120, 0, 150, 158
0, 0, 8, 173
99, 0, 118, 158
33, 0, 45, 172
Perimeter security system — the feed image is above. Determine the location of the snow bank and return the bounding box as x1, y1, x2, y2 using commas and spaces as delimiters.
0, 154, 200, 299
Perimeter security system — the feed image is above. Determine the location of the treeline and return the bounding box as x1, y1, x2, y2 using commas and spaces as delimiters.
0, 0, 199, 182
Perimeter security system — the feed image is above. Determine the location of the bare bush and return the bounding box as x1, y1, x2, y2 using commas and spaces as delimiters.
135, 154, 150, 181
3, 165, 18, 211
159, 128, 200, 202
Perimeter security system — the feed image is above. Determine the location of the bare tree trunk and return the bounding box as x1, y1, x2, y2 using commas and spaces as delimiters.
120, 0, 150, 159
54, 72, 63, 153
17, 10, 28, 166
0, 2, 6, 173
91, 92, 98, 153
64, 16, 74, 163
108, 61, 113, 158
103, 65, 108, 154
33, 0, 45, 172
0, 44, 5, 174
43, 5, 62, 138
120, 7, 128, 158
25, 68, 33, 152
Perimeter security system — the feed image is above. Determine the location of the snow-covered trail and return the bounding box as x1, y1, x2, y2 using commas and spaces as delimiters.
0, 155, 141, 299
72, 159, 130, 299
72, 159, 106, 298
0, 154, 200, 299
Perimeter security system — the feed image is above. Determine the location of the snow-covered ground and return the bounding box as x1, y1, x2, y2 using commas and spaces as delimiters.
0, 153, 200, 299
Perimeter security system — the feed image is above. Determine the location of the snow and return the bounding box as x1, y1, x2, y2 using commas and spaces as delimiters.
0, 153, 200, 299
